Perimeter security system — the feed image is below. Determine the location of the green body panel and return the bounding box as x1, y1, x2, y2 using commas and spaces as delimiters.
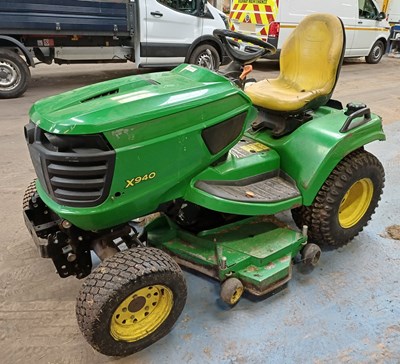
146, 215, 306, 293
29, 64, 245, 135
31, 65, 254, 230
250, 107, 385, 205
183, 147, 302, 215
184, 106, 385, 214
29, 64, 385, 230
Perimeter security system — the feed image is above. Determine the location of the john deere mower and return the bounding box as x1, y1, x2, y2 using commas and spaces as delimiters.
23, 13, 385, 356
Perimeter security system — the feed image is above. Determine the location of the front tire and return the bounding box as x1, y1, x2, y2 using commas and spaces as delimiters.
292, 149, 384, 247
189, 44, 220, 71
0, 49, 30, 98
76, 247, 187, 356
365, 40, 385, 64
23, 179, 37, 210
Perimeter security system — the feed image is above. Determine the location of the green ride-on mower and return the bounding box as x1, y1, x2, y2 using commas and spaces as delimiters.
23, 12, 385, 356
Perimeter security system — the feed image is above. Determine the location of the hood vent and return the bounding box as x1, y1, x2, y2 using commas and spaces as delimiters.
81, 88, 119, 103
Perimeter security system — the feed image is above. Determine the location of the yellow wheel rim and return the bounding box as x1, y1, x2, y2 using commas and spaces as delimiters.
230, 286, 244, 305
339, 178, 374, 228
110, 285, 173, 342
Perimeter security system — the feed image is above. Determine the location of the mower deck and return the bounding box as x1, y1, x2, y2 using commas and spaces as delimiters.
146, 215, 307, 296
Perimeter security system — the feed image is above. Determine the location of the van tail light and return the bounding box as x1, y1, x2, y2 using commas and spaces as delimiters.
269, 22, 280, 38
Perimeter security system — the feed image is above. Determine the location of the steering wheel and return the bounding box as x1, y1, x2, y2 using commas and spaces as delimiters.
213, 29, 276, 65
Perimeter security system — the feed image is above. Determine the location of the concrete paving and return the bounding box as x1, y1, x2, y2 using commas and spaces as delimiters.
0, 57, 399, 363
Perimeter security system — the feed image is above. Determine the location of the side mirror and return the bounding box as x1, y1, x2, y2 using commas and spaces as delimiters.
377, 12, 386, 21
197, 0, 207, 16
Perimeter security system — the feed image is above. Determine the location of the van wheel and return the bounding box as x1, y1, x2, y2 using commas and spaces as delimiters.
189, 44, 220, 71
365, 40, 384, 64
0, 49, 30, 98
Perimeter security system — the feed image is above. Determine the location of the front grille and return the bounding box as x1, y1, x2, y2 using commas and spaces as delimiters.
25, 122, 115, 207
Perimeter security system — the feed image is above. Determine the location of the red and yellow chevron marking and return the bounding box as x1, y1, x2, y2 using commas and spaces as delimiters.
229, 0, 278, 26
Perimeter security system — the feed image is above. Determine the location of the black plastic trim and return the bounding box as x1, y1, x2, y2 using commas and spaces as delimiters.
140, 42, 190, 57
201, 112, 247, 155
25, 121, 115, 208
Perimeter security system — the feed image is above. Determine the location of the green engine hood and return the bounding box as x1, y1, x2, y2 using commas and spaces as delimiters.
29, 64, 245, 135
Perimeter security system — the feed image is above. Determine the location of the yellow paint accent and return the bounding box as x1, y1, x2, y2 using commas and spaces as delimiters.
281, 24, 389, 32
125, 172, 156, 189
230, 0, 277, 28
345, 27, 390, 31
110, 285, 173, 342
125, 179, 135, 188
230, 286, 244, 305
238, 0, 268, 3
280, 24, 297, 29
241, 142, 270, 152
339, 178, 374, 229
382, 0, 390, 13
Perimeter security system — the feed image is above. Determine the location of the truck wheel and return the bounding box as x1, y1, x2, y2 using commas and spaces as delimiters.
365, 40, 384, 64
0, 49, 30, 98
291, 149, 384, 247
189, 44, 220, 71
23, 179, 37, 210
76, 247, 187, 356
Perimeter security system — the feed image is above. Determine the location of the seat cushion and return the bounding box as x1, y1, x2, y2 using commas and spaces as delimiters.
245, 14, 345, 113
245, 78, 317, 112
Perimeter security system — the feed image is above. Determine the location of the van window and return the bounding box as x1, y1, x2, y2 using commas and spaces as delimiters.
358, 0, 378, 19
157, 0, 197, 14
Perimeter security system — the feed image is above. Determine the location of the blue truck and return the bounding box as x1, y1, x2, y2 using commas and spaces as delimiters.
0, 0, 227, 98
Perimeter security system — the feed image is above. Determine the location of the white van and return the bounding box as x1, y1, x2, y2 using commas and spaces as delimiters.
229, 0, 391, 63
139, 0, 229, 67
385, 0, 400, 24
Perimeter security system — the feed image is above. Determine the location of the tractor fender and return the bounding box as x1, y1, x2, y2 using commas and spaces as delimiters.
257, 108, 386, 206
0, 35, 35, 67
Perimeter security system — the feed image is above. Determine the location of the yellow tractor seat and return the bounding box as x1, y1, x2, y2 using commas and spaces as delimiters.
245, 14, 345, 114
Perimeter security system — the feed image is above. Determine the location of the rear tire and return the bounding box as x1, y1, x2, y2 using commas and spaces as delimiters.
76, 247, 187, 357
189, 44, 220, 71
292, 149, 384, 247
365, 40, 385, 64
0, 49, 30, 98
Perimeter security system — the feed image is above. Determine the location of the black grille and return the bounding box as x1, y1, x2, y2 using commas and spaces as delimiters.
25, 121, 115, 207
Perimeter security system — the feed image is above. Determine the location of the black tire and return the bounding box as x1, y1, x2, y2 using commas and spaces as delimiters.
292, 149, 384, 247
365, 40, 385, 64
0, 49, 30, 98
23, 179, 37, 210
301, 243, 321, 267
76, 247, 187, 357
220, 277, 243, 305
189, 44, 220, 71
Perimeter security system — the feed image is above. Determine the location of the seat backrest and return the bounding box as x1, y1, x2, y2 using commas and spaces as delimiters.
279, 13, 345, 104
